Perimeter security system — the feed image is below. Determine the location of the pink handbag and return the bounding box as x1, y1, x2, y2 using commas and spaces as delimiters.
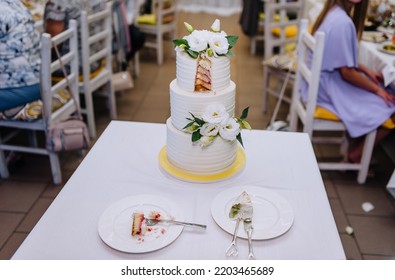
47, 119, 89, 152
46, 43, 90, 152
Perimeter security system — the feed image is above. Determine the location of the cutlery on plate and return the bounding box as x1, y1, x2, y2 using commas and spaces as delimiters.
226, 210, 241, 257
145, 218, 207, 229
226, 191, 252, 257
242, 205, 256, 260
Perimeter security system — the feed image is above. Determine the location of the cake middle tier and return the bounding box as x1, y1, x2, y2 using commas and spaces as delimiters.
166, 118, 238, 175
170, 79, 236, 131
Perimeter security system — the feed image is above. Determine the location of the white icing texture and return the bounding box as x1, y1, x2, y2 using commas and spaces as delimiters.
170, 79, 236, 131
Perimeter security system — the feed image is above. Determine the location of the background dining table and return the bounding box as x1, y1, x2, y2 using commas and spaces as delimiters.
12, 121, 345, 260
359, 34, 395, 88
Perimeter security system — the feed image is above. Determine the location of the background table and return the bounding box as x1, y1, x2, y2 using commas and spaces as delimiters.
12, 121, 345, 260
359, 39, 395, 88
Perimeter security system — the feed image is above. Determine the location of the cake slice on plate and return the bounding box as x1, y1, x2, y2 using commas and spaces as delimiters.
131, 212, 145, 236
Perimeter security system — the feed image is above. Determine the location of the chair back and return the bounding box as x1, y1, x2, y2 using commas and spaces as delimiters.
0, 19, 80, 184
263, 0, 304, 60
290, 19, 325, 138
151, 0, 177, 27
136, 0, 177, 64
40, 19, 79, 127
80, 4, 113, 86
79, 3, 116, 138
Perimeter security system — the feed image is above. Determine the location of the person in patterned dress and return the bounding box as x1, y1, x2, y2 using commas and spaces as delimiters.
0, 0, 41, 112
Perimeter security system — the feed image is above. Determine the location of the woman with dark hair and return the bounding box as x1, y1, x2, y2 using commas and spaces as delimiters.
302, 0, 395, 164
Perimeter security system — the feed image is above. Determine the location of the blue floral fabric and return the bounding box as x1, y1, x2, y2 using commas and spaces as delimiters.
0, 0, 41, 89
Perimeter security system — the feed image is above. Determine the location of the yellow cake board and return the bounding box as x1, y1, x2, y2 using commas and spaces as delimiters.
158, 146, 246, 183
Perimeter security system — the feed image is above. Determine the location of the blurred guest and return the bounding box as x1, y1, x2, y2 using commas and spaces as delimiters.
304, 0, 395, 164
112, 0, 145, 69
43, 0, 106, 73
0, 0, 41, 112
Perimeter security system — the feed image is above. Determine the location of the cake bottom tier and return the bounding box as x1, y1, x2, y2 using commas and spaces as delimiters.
166, 118, 238, 175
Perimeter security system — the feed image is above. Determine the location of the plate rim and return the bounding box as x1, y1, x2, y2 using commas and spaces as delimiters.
378, 44, 395, 55
98, 194, 184, 253
211, 185, 294, 240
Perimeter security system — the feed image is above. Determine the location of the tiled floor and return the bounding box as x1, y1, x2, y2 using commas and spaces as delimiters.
1, 12, 395, 260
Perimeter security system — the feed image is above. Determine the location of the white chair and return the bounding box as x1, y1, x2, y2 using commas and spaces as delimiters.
289, 19, 377, 184
79, 3, 117, 138
261, 0, 304, 113
0, 20, 81, 184
136, 0, 177, 65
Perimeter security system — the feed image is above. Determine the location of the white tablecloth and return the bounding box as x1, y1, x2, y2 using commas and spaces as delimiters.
12, 121, 345, 260
359, 40, 395, 88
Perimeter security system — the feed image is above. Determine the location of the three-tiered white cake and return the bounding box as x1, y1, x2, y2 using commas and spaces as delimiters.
164, 20, 248, 176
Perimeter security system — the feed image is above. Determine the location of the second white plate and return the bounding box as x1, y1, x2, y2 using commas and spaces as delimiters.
211, 186, 294, 240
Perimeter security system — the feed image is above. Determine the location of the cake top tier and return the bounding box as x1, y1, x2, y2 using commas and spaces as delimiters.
173, 19, 238, 60
173, 19, 238, 92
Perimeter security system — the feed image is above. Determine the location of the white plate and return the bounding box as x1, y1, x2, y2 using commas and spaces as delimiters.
211, 186, 294, 240
98, 195, 184, 253
378, 44, 395, 55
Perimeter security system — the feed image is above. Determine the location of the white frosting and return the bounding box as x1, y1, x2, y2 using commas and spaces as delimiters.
166, 118, 237, 175
170, 79, 236, 131
175, 51, 230, 92
165, 48, 239, 176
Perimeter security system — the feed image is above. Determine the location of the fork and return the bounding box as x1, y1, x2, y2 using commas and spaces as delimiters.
145, 218, 207, 229
243, 217, 256, 260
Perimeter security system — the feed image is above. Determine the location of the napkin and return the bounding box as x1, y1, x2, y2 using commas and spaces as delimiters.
382, 64, 395, 87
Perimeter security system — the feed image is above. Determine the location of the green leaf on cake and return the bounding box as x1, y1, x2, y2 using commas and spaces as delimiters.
236, 133, 244, 148
192, 131, 202, 142
173, 38, 189, 47
226, 36, 238, 49
183, 120, 196, 130
186, 49, 199, 59
241, 120, 251, 130
240, 107, 249, 120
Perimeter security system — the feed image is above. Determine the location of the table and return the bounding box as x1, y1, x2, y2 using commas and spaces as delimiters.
12, 121, 345, 260
359, 39, 395, 88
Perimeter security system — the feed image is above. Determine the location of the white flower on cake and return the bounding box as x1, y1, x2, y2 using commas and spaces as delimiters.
173, 19, 238, 59
219, 118, 240, 141
202, 103, 228, 125
184, 104, 251, 147
208, 32, 229, 56
200, 123, 220, 137
184, 30, 211, 53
